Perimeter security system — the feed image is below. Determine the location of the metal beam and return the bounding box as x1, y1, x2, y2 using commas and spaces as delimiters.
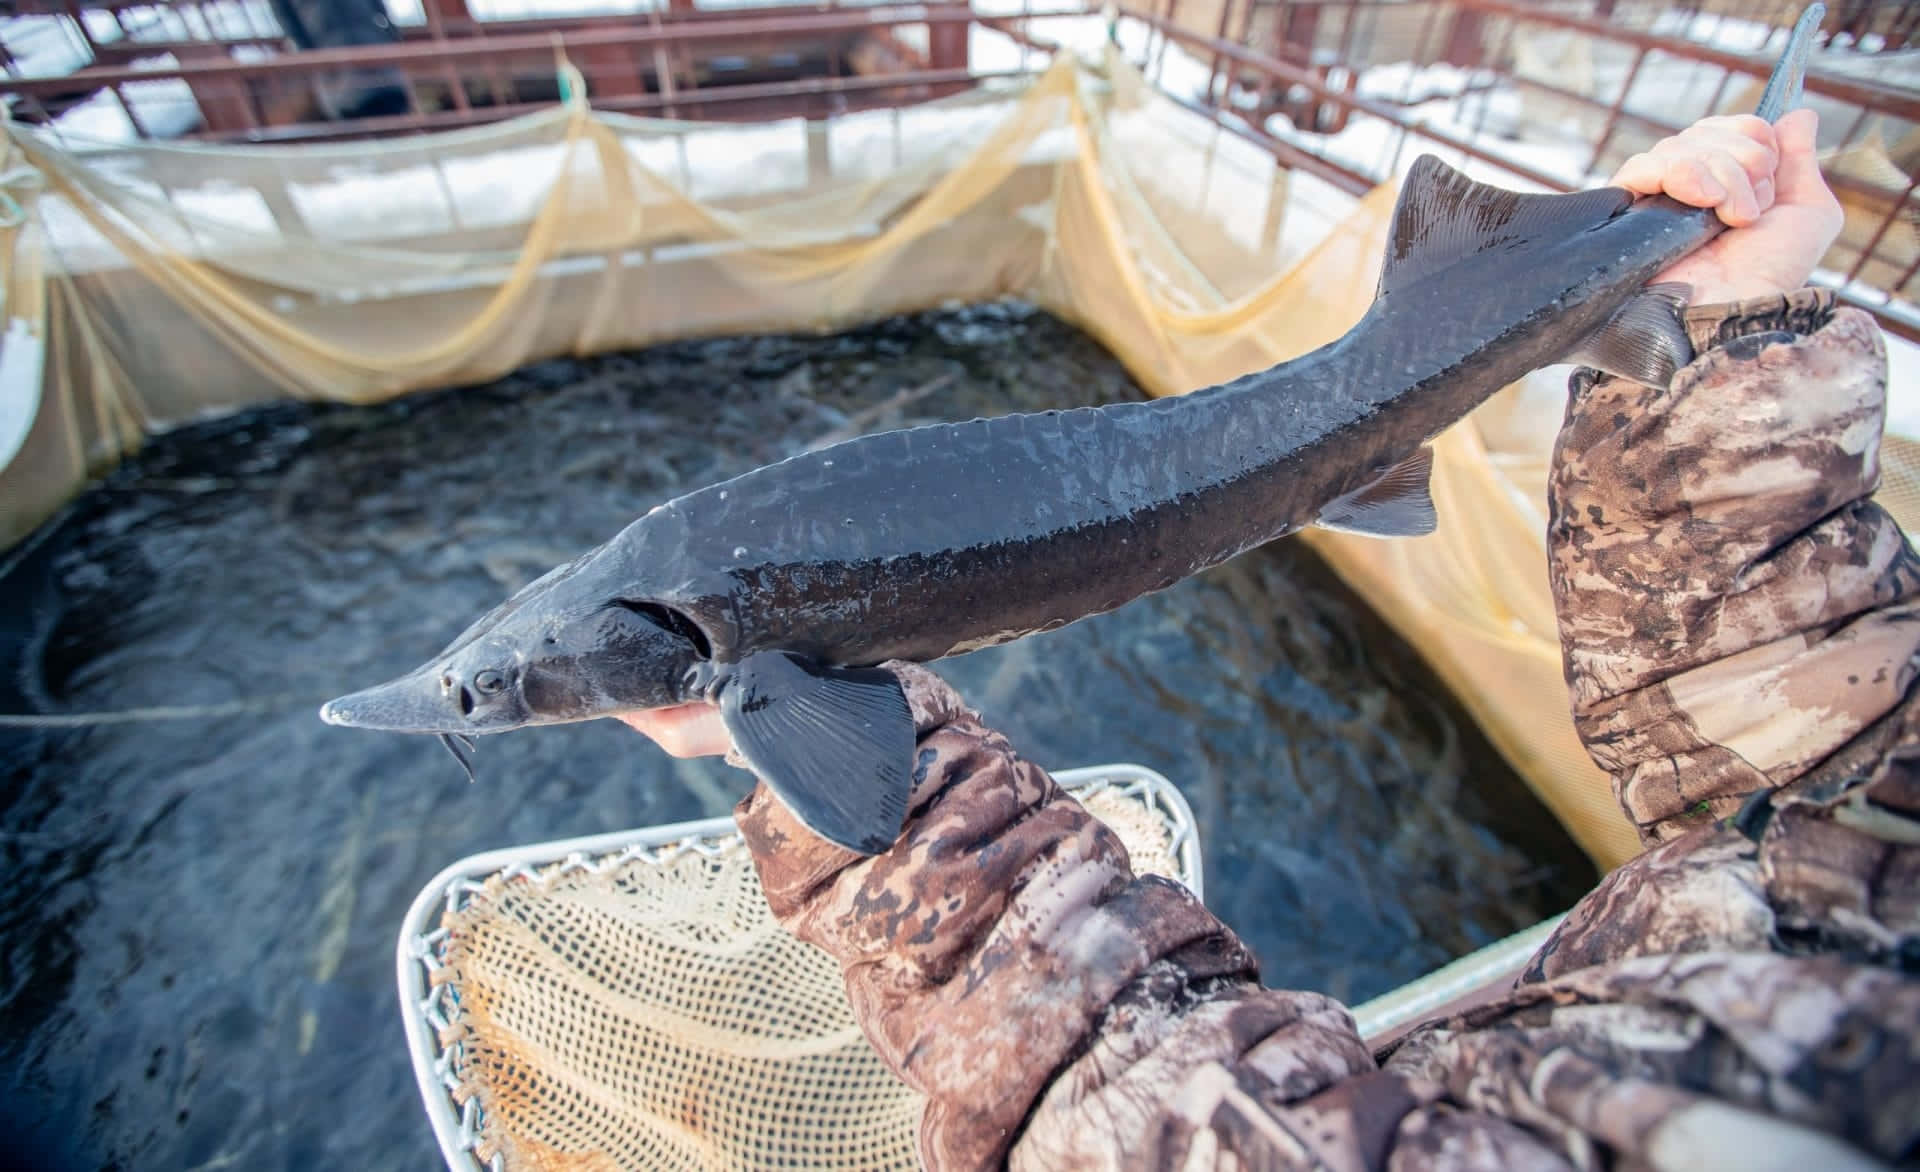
1457, 0, 1920, 125
194, 66, 1028, 142
1162, 91, 1375, 196
0, 5, 992, 89
1122, 4, 1581, 191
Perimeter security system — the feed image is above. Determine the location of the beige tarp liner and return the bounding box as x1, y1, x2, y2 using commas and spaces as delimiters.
4, 50, 1916, 871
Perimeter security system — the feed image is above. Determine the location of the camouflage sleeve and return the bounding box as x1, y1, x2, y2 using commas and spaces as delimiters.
1547, 288, 1920, 844
734, 664, 1574, 1171
724, 293, 1920, 1172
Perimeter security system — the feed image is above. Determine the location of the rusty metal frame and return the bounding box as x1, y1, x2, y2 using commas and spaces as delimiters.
1124, 5, 1578, 190
1459, 0, 1920, 122
4, 7, 983, 88
3, 2, 1015, 133
1451, 0, 1918, 340
1118, 1, 1919, 341
1481, 56, 1900, 218
225, 66, 1025, 142
4, 0, 1914, 336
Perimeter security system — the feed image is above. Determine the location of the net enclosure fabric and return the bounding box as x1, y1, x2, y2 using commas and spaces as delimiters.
408, 769, 1200, 1172
6, 47, 1916, 871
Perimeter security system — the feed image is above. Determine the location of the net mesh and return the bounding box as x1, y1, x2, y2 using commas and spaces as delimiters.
424, 781, 1194, 1171
3, 46, 1914, 875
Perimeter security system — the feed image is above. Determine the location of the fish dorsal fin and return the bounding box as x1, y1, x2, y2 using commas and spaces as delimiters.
1316, 445, 1437, 538
1566, 282, 1695, 388
1377, 157, 1634, 298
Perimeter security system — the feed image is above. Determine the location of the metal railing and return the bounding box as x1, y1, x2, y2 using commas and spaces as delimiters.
1, 1, 995, 137
4, 0, 1914, 334
1106, 0, 1918, 339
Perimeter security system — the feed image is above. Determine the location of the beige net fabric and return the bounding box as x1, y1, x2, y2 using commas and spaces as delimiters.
429, 782, 1195, 1171
5, 47, 1916, 872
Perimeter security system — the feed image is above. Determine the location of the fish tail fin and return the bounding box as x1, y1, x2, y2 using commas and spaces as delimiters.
1754, 4, 1825, 123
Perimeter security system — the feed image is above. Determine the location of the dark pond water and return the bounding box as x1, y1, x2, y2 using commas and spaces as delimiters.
0, 300, 1595, 1171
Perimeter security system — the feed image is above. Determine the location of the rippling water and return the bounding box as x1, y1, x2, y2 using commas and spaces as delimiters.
0, 301, 1593, 1170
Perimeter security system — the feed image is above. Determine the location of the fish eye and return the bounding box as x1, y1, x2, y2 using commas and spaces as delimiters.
474, 670, 506, 695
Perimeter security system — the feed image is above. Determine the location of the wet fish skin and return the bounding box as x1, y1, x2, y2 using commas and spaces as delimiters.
321, 7, 1824, 855
322, 186, 1717, 721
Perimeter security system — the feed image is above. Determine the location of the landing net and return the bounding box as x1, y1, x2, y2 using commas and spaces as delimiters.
398, 764, 1201, 1171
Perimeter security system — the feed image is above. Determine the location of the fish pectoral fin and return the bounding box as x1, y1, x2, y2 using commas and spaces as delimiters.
1375, 157, 1632, 299
1315, 445, 1437, 538
716, 651, 915, 855
1565, 282, 1695, 388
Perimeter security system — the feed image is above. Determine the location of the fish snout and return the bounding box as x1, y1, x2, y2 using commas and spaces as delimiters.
319, 662, 515, 734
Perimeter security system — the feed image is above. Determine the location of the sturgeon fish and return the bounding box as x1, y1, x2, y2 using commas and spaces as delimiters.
321, 8, 1825, 853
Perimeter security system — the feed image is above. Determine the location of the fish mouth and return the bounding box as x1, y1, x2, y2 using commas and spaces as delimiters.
319, 669, 516, 736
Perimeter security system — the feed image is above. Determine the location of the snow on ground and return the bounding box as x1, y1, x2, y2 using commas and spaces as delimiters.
4, 2, 278, 74
4, 3, 277, 78
4, 3, 274, 139
969, 2, 1217, 99
3, 14, 94, 78
32, 74, 203, 141
1355, 61, 1494, 105
1650, 8, 1785, 54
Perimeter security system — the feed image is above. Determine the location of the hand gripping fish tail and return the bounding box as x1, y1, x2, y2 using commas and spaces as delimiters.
320, 5, 1827, 856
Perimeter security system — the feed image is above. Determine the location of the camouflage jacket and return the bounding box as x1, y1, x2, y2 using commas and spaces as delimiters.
732, 289, 1920, 1171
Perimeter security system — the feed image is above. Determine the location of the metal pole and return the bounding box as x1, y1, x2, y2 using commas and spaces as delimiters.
1582, 43, 1646, 180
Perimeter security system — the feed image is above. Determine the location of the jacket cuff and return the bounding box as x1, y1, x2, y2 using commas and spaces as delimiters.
1682, 286, 1836, 355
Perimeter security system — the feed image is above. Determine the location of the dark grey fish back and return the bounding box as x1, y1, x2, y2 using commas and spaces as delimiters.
648, 364, 1371, 664
666, 394, 1306, 565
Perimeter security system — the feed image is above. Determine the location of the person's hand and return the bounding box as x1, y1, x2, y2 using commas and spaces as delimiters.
1609, 108, 1843, 304
615, 702, 732, 757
